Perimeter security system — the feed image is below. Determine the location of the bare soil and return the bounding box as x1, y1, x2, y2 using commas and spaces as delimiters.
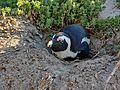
0, 0, 120, 89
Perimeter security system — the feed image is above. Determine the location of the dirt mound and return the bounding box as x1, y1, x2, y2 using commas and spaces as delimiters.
0, 46, 120, 90
0, 16, 120, 90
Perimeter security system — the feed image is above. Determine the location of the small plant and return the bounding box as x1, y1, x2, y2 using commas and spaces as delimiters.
0, 0, 17, 15
116, 0, 120, 8
113, 44, 120, 53
1, 7, 11, 16
17, 0, 31, 15
95, 16, 120, 31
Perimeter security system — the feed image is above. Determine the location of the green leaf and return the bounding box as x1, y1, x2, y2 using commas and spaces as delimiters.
46, 18, 52, 28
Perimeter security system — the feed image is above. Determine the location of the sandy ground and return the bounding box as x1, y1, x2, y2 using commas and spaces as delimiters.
0, 0, 120, 90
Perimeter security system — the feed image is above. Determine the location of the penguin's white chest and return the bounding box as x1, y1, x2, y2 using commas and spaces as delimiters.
52, 36, 90, 59
52, 35, 78, 59
52, 48, 77, 59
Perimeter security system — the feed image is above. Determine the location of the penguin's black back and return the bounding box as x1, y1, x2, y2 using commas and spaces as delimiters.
63, 24, 90, 53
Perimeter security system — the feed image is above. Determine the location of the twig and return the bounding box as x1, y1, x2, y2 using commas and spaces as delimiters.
111, 27, 117, 37
91, 51, 100, 59
100, 33, 107, 40
104, 60, 120, 90
90, 38, 107, 60
90, 40, 98, 52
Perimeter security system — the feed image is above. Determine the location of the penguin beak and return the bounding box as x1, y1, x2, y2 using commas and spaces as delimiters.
47, 40, 53, 48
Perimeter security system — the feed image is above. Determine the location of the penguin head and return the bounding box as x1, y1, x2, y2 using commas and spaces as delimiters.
47, 32, 69, 52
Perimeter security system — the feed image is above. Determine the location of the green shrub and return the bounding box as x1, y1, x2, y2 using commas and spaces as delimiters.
1, 7, 11, 15
0, 0, 17, 15
93, 16, 120, 38
95, 16, 120, 31
33, 0, 102, 31
17, 0, 31, 15
1, 0, 119, 33
0, 0, 17, 8
0, 0, 102, 31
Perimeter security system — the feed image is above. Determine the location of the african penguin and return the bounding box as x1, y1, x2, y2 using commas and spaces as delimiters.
47, 24, 90, 61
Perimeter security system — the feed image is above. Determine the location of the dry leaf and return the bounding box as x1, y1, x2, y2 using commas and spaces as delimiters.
39, 75, 53, 89
117, 51, 120, 57
116, 60, 120, 70
0, 65, 6, 71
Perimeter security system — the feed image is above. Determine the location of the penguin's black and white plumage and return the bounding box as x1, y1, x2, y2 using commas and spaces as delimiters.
47, 24, 90, 61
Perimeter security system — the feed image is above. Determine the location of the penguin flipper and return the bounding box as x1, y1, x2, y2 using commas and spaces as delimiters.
78, 42, 90, 59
